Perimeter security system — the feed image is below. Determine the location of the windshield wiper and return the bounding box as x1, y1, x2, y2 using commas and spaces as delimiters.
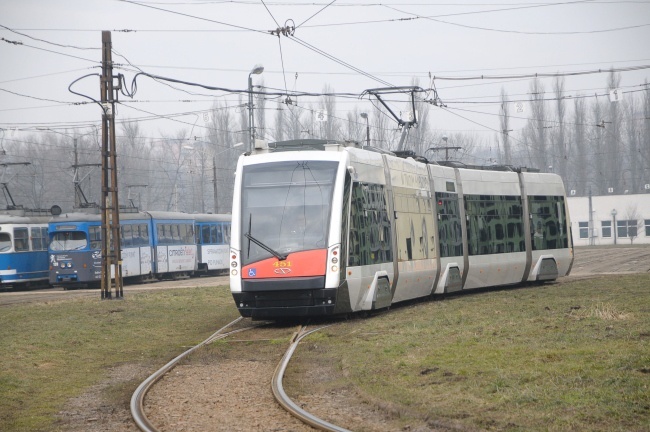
245, 231, 287, 261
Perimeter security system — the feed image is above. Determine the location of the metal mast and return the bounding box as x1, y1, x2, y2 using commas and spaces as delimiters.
100, 31, 123, 299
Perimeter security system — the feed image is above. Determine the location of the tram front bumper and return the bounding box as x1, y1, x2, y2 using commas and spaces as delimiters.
233, 276, 337, 317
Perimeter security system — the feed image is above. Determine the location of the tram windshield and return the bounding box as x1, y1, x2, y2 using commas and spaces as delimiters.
0, 233, 12, 253
50, 231, 88, 251
240, 160, 337, 265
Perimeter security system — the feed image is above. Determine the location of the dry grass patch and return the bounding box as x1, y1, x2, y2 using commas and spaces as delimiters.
570, 302, 632, 321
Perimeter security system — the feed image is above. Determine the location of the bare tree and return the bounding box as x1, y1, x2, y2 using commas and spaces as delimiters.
623, 94, 640, 193
254, 79, 266, 143
590, 96, 607, 194
499, 87, 512, 165
274, 100, 285, 142
529, 78, 549, 171
572, 95, 588, 195
605, 70, 623, 193
343, 107, 366, 144
623, 205, 644, 244
117, 121, 152, 210
642, 79, 650, 187
552, 76, 568, 188
207, 101, 240, 213
319, 84, 341, 141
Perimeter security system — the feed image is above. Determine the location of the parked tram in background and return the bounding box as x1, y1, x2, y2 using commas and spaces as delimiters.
195, 214, 231, 275
49, 211, 231, 287
0, 213, 51, 288
229, 139, 574, 319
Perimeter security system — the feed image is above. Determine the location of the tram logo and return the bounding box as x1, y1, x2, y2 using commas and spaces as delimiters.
274, 268, 292, 275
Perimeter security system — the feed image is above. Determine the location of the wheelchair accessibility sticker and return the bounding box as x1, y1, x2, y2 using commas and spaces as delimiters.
248, 268, 256, 277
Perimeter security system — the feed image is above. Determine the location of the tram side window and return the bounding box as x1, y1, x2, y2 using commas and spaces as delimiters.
436, 192, 463, 258
393, 188, 435, 261
121, 224, 133, 247
171, 224, 180, 243
348, 182, 392, 266
529, 195, 569, 250
89, 226, 102, 250
142, 224, 150, 245
201, 225, 211, 244
182, 224, 194, 243
31, 227, 49, 251
157, 224, 169, 245
14, 228, 29, 252
223, 224, 231, 244
465, 195, 524, 256
0, 232, 12, 252
133, 224, 148, 246
216, 225, 224, 244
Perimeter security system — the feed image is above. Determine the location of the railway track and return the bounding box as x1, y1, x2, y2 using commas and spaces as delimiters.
131, 318, 347, 432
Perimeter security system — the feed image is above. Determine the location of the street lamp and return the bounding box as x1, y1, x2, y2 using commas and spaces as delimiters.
248, 65, 264, 153
359, 112, 370, 147
611, 208, 617, 245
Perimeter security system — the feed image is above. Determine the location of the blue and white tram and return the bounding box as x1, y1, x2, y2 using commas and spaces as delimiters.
49, 211, 221, 286
229, 139, 574, 318
0, 214, 50, 288
194, 214, 231, 275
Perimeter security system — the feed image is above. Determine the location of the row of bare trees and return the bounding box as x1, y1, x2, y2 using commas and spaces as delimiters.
501, 71, 650, 196
2, 72, 648, 214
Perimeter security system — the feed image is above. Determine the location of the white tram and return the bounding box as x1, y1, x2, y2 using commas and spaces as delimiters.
229, 139, 573, 318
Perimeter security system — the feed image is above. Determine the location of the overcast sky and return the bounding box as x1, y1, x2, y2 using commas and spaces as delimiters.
1, 0, 649, 148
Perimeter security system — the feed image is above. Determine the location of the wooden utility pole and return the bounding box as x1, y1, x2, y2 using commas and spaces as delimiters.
100, 31, 123, 299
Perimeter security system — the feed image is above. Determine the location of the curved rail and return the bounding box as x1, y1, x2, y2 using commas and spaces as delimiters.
272, 325, 351, 432
131, 317, 257, 432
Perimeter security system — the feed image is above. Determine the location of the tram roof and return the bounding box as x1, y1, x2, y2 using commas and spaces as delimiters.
262, 139, 540, 174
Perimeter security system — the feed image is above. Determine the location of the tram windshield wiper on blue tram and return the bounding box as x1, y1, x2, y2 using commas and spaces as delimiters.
245, 214, 287, 261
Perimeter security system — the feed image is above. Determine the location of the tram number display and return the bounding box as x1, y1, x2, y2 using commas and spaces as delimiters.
272, 261, 292, 268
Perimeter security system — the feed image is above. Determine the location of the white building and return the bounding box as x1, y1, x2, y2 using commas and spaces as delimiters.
567, 193, 650, 246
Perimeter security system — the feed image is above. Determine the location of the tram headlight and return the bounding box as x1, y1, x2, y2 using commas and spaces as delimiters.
66, 263, 73, 268
59, 262, 66, 268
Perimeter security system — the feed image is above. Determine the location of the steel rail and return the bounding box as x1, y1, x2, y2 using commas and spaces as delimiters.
272, 324, 351, 432
130, 316, 259, 432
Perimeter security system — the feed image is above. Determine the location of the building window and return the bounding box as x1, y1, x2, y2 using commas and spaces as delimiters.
645, 219, 650, 237
601, 221, 611, 238
578, 222, 589, 239
617, 220, 638, 238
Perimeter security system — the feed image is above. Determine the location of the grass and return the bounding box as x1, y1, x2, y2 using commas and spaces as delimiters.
0, 286, 238, 432
287, 274, 650, 431
2, 274, 649, 432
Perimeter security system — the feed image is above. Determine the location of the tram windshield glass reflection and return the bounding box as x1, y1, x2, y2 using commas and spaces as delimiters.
50, 231, 88, 251
240, 161, 337, 265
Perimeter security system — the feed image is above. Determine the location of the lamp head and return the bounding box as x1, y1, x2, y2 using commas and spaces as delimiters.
250, 65, 264, 75
360, 112, 368, 119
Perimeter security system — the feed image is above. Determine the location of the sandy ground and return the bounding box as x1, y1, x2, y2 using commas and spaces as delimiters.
4, 246, 648, 431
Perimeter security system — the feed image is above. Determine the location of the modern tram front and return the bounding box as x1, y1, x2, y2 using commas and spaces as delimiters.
229, 149, 345, 318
